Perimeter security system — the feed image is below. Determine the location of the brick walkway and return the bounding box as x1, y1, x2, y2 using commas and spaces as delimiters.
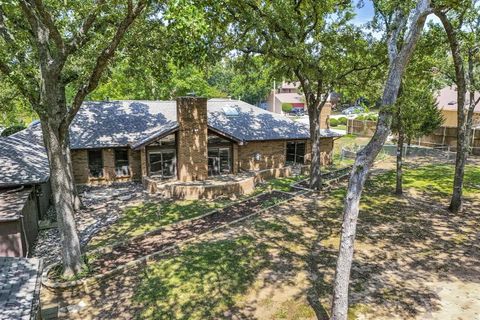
0, 257, 42, 320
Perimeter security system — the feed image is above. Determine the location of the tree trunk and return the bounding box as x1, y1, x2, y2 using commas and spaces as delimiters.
41, 120, 84, 276
396, 131, 404, 195
309, 105, 322, 190
330, 1, 430, 318
449, 125, 468, 212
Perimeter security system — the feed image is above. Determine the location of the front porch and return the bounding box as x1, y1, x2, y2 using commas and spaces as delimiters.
142, 167, 294, 200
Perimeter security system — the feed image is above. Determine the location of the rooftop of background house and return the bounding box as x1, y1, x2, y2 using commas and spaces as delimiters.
436, 86, 480, 112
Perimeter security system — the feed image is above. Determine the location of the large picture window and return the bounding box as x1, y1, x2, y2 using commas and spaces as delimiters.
208, 147, 231, 176
286, 141, 305, 164
88, 149, 104, 178
114, 149, 130, 176
149, 150, 176, 178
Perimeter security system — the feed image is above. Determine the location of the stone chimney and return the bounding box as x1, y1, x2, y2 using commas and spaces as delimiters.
176, 96, 209, 182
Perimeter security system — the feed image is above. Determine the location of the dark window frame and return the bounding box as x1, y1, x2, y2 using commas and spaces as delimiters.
208, 147, 232, 176
114, 148, 130, 177
286, 141, 306, 165
88, 149, 104, 178
148, 149, 176, 179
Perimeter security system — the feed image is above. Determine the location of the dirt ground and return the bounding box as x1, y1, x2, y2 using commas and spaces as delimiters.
41, 156, 480, 320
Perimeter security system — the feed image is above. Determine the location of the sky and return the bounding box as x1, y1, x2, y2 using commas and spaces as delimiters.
352, 0, 375, 26
352, 0, 440, 27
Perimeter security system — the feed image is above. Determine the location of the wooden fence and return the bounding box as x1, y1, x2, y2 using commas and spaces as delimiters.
347, 119, 377, 137
418, 126, 480, 155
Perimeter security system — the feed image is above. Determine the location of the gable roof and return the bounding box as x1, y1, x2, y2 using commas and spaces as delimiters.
0, 123, 49, 188
436, 86, 480, 113
70, 99, 327, 150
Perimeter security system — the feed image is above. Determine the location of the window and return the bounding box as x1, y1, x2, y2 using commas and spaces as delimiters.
149, 150, 176, 178
208, 147, 231, 176
286, 141, 305, 164
88, 149, 103, 178
114, 149, 130, 176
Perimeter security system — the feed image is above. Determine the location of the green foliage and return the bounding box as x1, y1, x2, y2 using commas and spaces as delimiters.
355, 114, 377, 121
338, 117, 348, 125
330, 118, 339, 127
281, 103, 293, 113
0, 124, 26, 137
392, 82, 444, 141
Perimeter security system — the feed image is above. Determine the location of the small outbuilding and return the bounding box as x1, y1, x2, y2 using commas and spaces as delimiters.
0, 124, 51, 257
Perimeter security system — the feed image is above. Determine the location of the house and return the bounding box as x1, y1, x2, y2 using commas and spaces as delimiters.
417, 86, 480, 154
266, 81, 336, 127
0, 97, 341, 201
67, 97, 341, 185
436, 86, 480, 127
0, 125, 51, 257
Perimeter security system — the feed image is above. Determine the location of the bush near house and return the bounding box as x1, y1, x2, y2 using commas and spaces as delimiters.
338, 117, 348, 125
330, 118, 339, 127
281, 103, 293, 113
355, 114, 378, 121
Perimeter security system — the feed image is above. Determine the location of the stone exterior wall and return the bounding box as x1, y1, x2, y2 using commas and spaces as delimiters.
176, 97, 209, 182
71, 148, 142, 185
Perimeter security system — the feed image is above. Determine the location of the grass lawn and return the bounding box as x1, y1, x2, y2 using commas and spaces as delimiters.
87, 175, 306, 249
53, 160, 480, 319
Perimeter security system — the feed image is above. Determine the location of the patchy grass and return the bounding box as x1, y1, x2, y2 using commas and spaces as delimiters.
372, 163, 480, 197
88, 199, 231, 249
88, 175, 305, 249
254, 175, 306, 194
133, 236, 270, 319
49, 161, 480, 319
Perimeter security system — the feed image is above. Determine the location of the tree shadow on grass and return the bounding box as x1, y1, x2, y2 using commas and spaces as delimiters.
87, 199, 231, 249
132, 236, 270, 320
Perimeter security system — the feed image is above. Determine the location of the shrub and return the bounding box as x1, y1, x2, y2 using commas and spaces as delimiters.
1, 124, 26, 137
281, 103, 293, 113
338, 117, 348, 125
329, 118, 339, 127
355, 115, 365, 121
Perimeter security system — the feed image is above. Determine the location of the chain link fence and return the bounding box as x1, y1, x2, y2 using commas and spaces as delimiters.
341, 143, 460, 161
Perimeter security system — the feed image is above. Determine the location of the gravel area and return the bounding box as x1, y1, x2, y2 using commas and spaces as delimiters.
30, 182, 150, 265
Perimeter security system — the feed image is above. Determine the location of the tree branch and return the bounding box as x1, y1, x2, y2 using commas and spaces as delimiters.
67, 0, 147, 124
66, 0, 107, 54
33, 0, 65, 54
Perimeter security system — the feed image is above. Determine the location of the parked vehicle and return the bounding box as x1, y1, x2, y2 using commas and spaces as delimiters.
342, 105, 366, 115
291, 108, 305, 116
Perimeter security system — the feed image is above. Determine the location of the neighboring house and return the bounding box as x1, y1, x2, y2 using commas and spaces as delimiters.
417, 86, 480, 154
0, 124, 51, 257
436, 86, 480, 127
266, 81, 337, 128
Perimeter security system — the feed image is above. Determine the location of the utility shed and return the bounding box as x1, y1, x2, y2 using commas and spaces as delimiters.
0, 257, 42, 319
0, 188, 39, 257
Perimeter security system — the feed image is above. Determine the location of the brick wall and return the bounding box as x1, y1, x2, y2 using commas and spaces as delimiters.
237, 138, 333, 171
238, 141, 286, 171
176, 97, 209, 181
71, 148, 142, 185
